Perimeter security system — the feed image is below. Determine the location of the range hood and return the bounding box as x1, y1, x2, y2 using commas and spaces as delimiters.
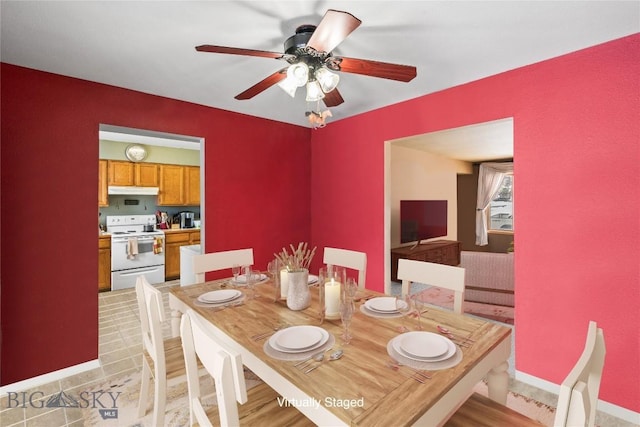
108, 186, 159, 196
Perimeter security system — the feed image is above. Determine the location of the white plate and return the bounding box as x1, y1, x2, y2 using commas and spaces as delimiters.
308, 275, 319, 284
197, 289, 242, 304
365, 297, 406, 313
392, 333, 456, 362
269, 326, 329, 353
232, 273, 267, 284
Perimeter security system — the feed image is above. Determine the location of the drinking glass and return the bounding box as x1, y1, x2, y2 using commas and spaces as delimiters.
339, 299, 354, 344
396, 294, 412, 332
344, 277, 358, 300
245, 267, 258, 300
412, 294, 427, 330
232, 264, 241, 285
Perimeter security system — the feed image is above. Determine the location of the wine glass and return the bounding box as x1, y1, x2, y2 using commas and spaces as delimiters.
345, 277, 358, 300
339, 299, 354, 344
412, 294, 427, 330
245, 267, 258, 300
231, 264, 241, 285
396, 294, 412, 332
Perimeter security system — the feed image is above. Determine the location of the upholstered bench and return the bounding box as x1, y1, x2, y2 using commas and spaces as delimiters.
460, 251, 514, 307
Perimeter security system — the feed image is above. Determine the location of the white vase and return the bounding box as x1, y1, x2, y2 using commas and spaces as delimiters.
286, 269, 310, 310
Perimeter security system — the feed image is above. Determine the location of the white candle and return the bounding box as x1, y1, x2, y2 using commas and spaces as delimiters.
325, 279, 341, 317
280, 269, 289, 298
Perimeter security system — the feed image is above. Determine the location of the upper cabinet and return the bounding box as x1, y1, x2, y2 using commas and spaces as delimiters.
157, 164, 200, 206
184, 166, 200, 206
108, 160, 159, 186
99, 160, 108, 207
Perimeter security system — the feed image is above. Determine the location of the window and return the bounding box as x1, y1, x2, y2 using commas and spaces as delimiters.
489, 175, 513, 232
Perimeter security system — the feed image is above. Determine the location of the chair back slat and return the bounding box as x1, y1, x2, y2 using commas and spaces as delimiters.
135, 276, 166, 365
323, 247, 367, 289
553, 321, 606, 427
397, 259, 465, 314
181, 311, 240, 426
192, 249, 254, 283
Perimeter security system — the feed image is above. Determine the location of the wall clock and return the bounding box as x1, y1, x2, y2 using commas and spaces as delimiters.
125, 144, 148, 162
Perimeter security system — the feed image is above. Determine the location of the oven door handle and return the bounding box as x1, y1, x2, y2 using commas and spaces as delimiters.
112, 237, 158, 243
118, 266, 163, 276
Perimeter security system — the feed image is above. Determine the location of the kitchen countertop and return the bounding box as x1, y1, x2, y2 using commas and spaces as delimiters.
99, 228, 200, 237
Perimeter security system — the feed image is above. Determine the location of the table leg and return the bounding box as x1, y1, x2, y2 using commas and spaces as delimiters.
486, 361, 509, 405
170, 309, 182, 337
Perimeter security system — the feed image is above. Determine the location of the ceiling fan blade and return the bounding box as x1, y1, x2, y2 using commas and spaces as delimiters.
334, 57, 417, 82
196, 45, 284, 59
306, 9, 361, 53
235, 68, 288, 100
323, 88, 344, 107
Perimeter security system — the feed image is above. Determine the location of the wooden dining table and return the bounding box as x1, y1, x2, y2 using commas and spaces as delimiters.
168, 278, 512, 427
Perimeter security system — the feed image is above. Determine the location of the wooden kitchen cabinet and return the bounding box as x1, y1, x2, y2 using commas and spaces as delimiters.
107, 160, 159, 187
184, 166, 200, 206
99, 159, 108, 207
98, 235, 111, 292
390, 240, 461, 282
158, 164, 185, 205
135, 163, 159, 186
108, 160, 135, 185
157, 164, 200, 206
164, 229, 201, 280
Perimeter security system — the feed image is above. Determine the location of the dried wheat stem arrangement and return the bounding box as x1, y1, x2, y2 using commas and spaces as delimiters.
274, 242, 317, 272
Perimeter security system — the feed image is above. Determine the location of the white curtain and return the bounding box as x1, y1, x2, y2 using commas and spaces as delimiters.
475, 162, 514, 246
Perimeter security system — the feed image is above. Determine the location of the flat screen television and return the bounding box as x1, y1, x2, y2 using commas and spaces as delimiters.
400, 200, 448, 245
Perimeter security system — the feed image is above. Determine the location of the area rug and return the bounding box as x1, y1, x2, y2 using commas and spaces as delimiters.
81, 369, 263, 426
80, 368, 556, 426
415, 286, 515, 325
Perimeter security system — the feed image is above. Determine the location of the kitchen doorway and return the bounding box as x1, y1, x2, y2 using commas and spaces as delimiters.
98, 124, 205, 292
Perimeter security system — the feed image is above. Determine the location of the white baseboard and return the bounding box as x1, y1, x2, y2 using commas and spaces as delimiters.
0, 359, 101, 396
515, 370, 640, 425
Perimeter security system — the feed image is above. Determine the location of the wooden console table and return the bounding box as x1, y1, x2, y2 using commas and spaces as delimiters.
391, 240, 462, 282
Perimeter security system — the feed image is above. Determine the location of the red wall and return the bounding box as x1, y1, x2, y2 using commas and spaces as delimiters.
310, 34, 639, 412
0, 64, 310, 385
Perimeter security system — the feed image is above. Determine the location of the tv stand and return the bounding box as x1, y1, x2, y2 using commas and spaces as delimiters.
391, 240, 461, 282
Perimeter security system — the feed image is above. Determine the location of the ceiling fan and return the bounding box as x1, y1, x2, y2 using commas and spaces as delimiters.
195, 9, 417, 107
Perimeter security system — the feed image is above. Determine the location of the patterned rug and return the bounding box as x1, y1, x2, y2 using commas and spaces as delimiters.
81, 367, 554, 426
415, 286, 515, 325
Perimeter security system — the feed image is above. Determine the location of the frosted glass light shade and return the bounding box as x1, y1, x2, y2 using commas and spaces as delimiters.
305, 80, 325, 101
287, 62, 309, 87
315, 68, 340, 93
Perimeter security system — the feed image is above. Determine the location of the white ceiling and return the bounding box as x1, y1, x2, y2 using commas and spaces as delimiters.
2, 1, 638, 159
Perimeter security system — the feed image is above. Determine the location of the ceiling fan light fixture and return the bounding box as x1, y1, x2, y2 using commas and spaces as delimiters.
315, 67, 340, 93
287, 62, 309, 87
305, 80, 325, 102
277, 75, 299, 98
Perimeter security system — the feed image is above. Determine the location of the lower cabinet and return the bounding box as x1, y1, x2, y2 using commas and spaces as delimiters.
164, 230, 201, 280
98, 236, 111, 292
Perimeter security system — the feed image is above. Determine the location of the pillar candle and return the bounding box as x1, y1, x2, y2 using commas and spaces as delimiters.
325, 279, 341, 316
280, 269, 289, 298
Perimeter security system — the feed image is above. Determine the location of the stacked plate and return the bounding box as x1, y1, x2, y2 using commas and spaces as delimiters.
391, 332, 457, 363
361, 297, 407, 318
231, 273, 268, 285
308, 274, 319, 285
196, 289, 243, 306
264, 325, 334, 361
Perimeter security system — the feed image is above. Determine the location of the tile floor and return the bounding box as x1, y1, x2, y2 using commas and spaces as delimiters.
0, 281, 635, 426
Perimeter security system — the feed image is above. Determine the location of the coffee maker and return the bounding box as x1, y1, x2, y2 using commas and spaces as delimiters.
174, 211, 195, 229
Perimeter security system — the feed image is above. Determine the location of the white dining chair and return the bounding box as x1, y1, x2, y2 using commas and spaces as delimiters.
192, 248, 254, 283
323, 247, 367, 289
135, 275, 190, 427
396, 258, 466, 314
180, 309, 315, 426
445, 321, 606, 427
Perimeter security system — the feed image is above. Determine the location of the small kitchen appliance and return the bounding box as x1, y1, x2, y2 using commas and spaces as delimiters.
106, 214, 165, 290
174, 211, 195, 228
